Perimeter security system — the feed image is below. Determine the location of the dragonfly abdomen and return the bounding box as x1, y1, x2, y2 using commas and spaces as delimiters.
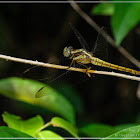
91, 57, 140, 75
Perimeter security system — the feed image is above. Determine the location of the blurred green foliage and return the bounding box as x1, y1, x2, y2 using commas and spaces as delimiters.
0, 77, 75, 124
2, 112, 44, 136
2, 112, 140, 139
0, 126, 35, 139
92, 3, 140, 45
2, 112, 78, 139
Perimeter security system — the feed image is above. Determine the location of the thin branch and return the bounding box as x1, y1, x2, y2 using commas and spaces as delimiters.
36, 122, 51, 133
0, 54, 140, 81
69, 0, 140, 69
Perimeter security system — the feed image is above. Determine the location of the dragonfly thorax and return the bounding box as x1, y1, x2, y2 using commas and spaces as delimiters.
63, 46, 73, 58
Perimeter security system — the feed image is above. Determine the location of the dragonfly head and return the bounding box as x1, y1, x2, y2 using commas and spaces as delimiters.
63, 46, 73, 58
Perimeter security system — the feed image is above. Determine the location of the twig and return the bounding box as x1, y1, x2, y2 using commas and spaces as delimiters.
36, 122, 51, 134
0, 54, 140, 81
69, 0, 140, 69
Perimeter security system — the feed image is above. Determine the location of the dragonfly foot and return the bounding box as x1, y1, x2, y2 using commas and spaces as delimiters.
85, 67, 91, 77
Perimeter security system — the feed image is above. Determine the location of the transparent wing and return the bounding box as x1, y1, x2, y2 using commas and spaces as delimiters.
35, 70, 70, 98
35, 63, 81, 98
69, 22, 89, 50
91, 27, 108, 61
21, 56, 66, 81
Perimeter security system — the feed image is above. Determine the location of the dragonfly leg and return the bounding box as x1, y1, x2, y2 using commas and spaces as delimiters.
73, 60, 76, 67
85, 66, 91, 77
76, 61, 91, 77
81, 64, 91, 77
69, 59, 75, 68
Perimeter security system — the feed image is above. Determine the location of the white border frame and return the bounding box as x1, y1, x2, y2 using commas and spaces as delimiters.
0, 0, 140, 139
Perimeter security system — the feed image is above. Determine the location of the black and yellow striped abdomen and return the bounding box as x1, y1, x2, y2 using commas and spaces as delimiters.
91, 57, 140, 75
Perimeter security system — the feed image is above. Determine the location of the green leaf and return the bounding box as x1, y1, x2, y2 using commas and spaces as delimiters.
50, 117, 79, 138
0, 126, 35, 139
91, 3, 114, 16
102, 125, 140, 140
111, 3, 140, 45
54, 82, 84, 116
115, 123, 136, 132
0, 77, 75, 124
79, 123, 116, 137
35, 130, 64, 140
2, 112, 44, 136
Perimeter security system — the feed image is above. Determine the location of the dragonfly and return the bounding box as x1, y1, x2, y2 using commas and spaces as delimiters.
63, 23, 140, 76
31, 23, 140, 97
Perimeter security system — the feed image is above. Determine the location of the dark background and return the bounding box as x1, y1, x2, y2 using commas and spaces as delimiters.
0, 3, 140, 127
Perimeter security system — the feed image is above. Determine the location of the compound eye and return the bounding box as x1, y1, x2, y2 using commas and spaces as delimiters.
63, 46, 73, 57
67, 48, 71, 54
63, 47, 70, 57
